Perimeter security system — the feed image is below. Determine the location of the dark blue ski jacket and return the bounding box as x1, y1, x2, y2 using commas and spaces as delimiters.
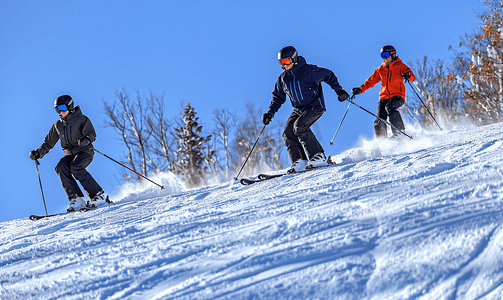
267, 56, 343, 115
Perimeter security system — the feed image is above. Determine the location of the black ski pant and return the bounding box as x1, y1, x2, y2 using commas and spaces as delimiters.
283, 109, 325, 163
374, 96, 405, 138
55, 151, 102, 201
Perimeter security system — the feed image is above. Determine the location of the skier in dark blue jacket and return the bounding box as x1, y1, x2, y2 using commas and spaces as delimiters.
262, 46, 349, 172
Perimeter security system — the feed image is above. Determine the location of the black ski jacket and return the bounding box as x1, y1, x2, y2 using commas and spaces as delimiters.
267, 56, 343, 115
37, 106, 96, 158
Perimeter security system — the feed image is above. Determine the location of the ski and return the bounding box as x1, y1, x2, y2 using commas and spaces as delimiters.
240, 172, 291, 185
240, 157, 336, 186
29, 207, 92, 221
29, 201, 113, 221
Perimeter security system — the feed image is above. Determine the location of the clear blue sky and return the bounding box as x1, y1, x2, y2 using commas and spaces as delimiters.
0, 0, 483, 222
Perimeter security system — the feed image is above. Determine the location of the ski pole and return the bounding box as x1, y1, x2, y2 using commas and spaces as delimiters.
406, 80, 443, 130
330, 101, 351, 145
34, 159, 48, 217
347, 96, 413, 140
93, 148, 165, 190
234, 125, 266, 180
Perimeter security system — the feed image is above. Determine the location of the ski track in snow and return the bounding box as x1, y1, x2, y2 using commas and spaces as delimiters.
1, 123, 503, 299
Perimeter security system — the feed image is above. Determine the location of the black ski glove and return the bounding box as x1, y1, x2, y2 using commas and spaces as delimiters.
29, 150, 40, 160
261, 113, 273, 125
78, 137, 90, 147
336, 89, 350, 102
352, 87, 362, 95
402, 72, 411, 81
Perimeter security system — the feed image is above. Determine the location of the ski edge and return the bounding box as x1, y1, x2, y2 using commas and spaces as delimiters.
258, 173, 287, 180
240, 178, 265, 185
29, 201, 114, 221
239, 157, 336, 186
29, 207, 91, 221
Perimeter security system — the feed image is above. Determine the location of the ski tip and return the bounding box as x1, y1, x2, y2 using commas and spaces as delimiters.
240, 178, 254, 185
29, 214, 50, 221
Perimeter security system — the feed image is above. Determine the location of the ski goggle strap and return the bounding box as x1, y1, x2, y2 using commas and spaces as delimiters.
57, 104, 68, 112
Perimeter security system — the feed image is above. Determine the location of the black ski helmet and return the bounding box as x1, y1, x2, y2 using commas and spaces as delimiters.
54, 95, 75, 114
278, 46, 299, 67
381, 45, 397, 60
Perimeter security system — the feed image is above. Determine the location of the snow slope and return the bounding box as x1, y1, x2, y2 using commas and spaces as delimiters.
1, 122, 503, 299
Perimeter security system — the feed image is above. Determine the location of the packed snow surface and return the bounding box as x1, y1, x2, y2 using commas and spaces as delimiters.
1, 123, 503, 299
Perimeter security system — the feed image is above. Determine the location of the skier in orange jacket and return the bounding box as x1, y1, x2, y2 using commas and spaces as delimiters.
352, 45, 415, 138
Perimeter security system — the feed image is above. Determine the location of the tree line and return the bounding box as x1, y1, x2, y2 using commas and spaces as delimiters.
103, 1, 503, 187
103, 88, 288, 188
406, 0, 503, 129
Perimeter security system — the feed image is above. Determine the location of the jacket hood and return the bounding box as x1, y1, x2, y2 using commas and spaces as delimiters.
383, 57, 402, 67
284, 56, 307, 74
60, 105, 82, 121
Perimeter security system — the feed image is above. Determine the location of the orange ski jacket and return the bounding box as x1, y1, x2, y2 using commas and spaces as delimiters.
359, 58, 415, 101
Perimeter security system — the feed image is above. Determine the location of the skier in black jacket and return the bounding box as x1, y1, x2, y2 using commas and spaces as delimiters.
262, 46, 349, 172
29, 95, 109, 212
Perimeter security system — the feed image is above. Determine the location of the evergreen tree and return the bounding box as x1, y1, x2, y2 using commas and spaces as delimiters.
173, 103, 215, 187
